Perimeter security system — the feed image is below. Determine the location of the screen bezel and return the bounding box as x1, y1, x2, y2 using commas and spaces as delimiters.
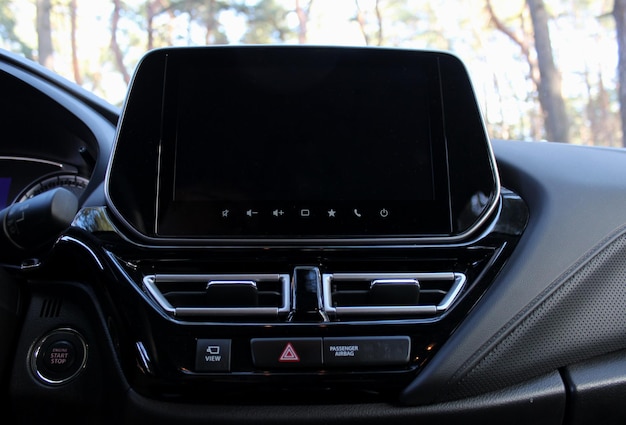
154, 48, 452, 238
106, 46, 500, 244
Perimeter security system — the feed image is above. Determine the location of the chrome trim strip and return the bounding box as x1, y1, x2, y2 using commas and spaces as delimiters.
329, 272, 455, 281
143, 275, 176, 315
176, 307, 279, 317
371, 279, 419, 290
135, 341, 154, 375
436, 273, 466, 312
58, 235, 105, 271
207, 280, 257, 289
334, 305, 438, 315
155, 273, 284, 282
0, 156, 65, 168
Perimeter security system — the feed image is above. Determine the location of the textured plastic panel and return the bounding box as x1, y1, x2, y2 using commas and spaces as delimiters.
401, 141, 626, 405
563, 350, 626, 425
446, 227, 626, 399
124, 371, 564, 425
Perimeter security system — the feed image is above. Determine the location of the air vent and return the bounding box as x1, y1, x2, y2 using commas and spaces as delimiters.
40, 298, 63, 318
322, 272, 466, 318
141, 271, 465, 321
143, 274, 290, 319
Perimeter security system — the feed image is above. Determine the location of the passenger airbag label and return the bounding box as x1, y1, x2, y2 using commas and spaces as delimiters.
329, 345, 359, 357
323, 337, 410, 366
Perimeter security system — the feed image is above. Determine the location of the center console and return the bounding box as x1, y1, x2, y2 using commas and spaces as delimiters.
85, 46, 526, 401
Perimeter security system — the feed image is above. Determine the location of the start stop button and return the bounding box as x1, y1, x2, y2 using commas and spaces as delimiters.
42, 340, 76, 372
30, 328, 87, 385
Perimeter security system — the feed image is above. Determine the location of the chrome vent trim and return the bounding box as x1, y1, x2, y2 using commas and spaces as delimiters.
141, 271, 465, 320
143, 273, 291, 318
322, 272, 466, 317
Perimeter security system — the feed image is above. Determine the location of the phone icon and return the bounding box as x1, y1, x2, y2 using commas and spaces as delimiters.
353, 209, 362, 218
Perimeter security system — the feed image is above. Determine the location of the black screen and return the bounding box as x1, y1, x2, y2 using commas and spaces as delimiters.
155, 48, 452, 237
173, 64, 434, 203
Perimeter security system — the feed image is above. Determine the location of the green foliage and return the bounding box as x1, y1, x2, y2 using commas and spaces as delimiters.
0, 0, 33, 58
0, 0, 621, 146
386, 1, 451, 49
236, 0, 292, 44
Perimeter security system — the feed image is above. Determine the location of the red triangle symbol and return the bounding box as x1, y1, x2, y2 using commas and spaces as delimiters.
278, 343, 300, 362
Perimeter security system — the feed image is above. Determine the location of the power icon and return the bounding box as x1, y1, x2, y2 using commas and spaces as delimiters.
379, 208, 389, 218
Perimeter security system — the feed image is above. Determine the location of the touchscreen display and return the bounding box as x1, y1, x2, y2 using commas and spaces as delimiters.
108, 47, 499, 241
174, 65, 434, 202
154, 48, 452, 237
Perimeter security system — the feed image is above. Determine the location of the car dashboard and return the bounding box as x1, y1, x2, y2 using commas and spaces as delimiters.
2, 46, 626, 425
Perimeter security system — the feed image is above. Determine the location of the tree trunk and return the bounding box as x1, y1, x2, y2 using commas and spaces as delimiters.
295, 0, 310, 44
614, 0, 626, 147
204, 0, 218, 45
70, 0, 82, 85
354, 0, 383, 46
36, 0, 53, 68
374, 0, 383, 46
147, 0, 155, 51
111, 0, 130, 85
355, 0, 370, 45
486, 0, 544, 140
526, 0, 569, 142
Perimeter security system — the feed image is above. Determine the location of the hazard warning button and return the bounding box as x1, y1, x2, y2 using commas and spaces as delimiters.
278, 343, 300, 362
251, 338, 322, 368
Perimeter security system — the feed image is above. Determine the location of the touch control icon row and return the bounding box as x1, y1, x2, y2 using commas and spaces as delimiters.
220, 208, 391, 219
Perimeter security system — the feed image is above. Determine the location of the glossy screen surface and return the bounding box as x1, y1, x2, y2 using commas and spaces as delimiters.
155, 48, 450, 237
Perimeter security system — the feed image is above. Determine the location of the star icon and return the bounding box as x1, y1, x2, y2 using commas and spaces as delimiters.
328, 209, 336, 218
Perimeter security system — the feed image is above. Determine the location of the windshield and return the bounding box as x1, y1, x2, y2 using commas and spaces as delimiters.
0, 0, 622, 147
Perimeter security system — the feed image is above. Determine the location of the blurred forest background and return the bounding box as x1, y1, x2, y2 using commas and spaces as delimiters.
1, 0, 625, 147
